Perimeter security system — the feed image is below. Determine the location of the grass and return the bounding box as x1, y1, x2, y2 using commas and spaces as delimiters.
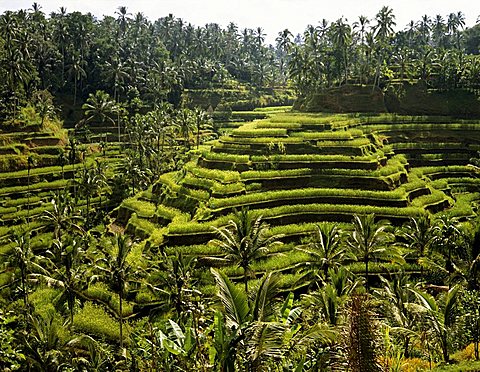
74, 302, 128, 343
411, 189, 451, 208
121, 198, 156, 218
208, 187, 406, 210
184, 161, 241, 183
155, 204, 190, 223
241, 168, 312, 180
250, 152, 383, 163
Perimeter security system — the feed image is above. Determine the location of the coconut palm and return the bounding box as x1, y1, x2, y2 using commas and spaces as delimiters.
6, 230, 33, 314
209, 208, 283, 292
94, 234, 133, 349
29, 237, 88, 327
296, 223, 349, 282
433, 214, 462, 276
410, 285, 460, 363
176, 108, 194, 150
400, 215, 436, 261
347, 214, 404, 292
302, 267, 356, 326
66, 53, 87, 105
42, 189, 83, 241
211, 269, 298, 370
192, 108, 212, 149
375, 274, 417, 358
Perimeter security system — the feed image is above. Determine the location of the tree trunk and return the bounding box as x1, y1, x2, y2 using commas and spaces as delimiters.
73, 76, 77, 106
243, 266, 248, 293
119, 287, 124, 349
442, 334, 449, 363
365, 258, 369, 293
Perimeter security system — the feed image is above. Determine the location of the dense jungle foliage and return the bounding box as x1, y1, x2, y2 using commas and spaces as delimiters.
1, 3, 480, 371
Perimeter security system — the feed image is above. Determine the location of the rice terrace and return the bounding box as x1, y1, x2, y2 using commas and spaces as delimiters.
1, 1, 480, 371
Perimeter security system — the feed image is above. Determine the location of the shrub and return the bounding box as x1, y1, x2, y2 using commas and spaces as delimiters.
74, 302, 128, 343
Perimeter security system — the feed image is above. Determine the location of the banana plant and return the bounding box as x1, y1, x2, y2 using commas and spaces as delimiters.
410, 285, 460, 363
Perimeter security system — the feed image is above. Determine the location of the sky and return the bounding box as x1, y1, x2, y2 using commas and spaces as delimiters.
0, 0, 479, 44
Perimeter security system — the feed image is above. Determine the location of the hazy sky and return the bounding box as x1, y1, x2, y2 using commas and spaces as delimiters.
1, 0, 479, 44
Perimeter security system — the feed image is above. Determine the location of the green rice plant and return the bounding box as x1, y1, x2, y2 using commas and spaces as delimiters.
249, 203, 424, 220
443, 193, 480, 218
250, 251, 311, 272
0, 160, 84, 180
430, 179, 449, 189
126, 214, 157, 237
0, 206, 17, 215
411, 189, 451, 208
209, 187, 406, 210
411, 165, 472, 178
29, 287, 59, 318
157, 173, 181, 193
164, 244, 223, 256
201, 151, 250, 163
254, 122, 303, 129
253, 106, 292, 113
401, 178, 427, 193
155, 204, 190, 223
220, 135, 302, 144
85, 283, 134, 317
316, 139, 372, 147
211, 182, 245, 194
231, 127, 288, 137
1, 203, 54, 221
121, 198, 156, 218
74, 302, 129, 343
0, 143, 28, 155
251, 152, 382, 163
182, 173, 215, 190
241, 168, 311, 180
185, 162, 241, 183
147, 227, 168, 247
168, 214, 234, 234
290, 129, 364, 140
30, 146, 65, 156
442, 178, 480, 186
3, 195, 42, 207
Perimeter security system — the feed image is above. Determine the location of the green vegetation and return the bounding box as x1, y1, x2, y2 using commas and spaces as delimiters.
1, 3, 480, 371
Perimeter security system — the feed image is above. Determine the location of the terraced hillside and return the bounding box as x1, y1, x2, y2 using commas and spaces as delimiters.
117, 111, 480, 291
0, 115, 122, 258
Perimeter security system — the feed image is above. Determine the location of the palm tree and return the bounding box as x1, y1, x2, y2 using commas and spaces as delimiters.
372, 6, 396, 88
42, 189, 83, 241
209, 208, 283, 292
94, 234, 133, 349
9, 230, 33, 314
347, 214, 404, 292
81, 90, 119, 142
115, 6, 131, 38
211, 269, 293, 370
66, 53, 87, 105
193, 108, 212, 149
375, 274, 417, 358
297, 223, 348, 281
330, 17, 352, 84
433, 214, 462, 277
302, 267, 355, 326
411, 285, 460, 363
29, 237, 87, 327
400, 215, 436, 264
176, 108, 194, 150
345, 294, 382, 372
